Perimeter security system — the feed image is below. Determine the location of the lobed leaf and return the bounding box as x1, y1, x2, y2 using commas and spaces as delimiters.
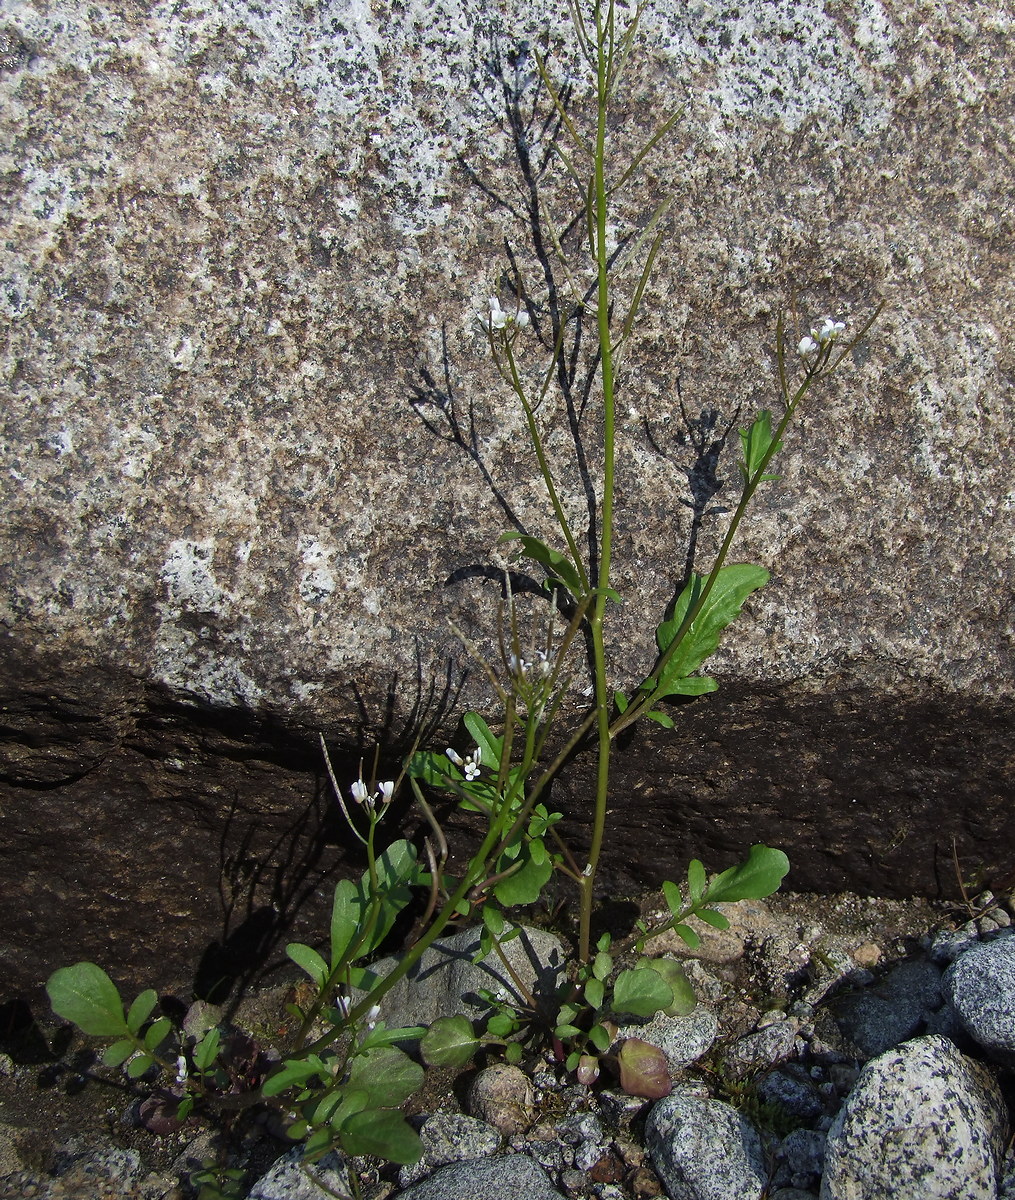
493, 844, 553, 906
654, 564, 770, 697
102, 1038, 136, 1068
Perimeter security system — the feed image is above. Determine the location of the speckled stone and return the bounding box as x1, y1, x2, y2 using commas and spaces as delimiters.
820, 1034, 1007, 1200
943, 933, 1015, 1067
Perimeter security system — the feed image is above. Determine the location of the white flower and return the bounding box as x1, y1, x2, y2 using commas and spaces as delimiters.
464, 750, 481, 781
486, 296, 529, 331
814, 316, 846, 343
377, 780, 395, 805
448, 745, 482, 780
350, 779, 371, 805
365, 1004, 382, 1030
175, 1055, 188, 1086
798, 335, 819, 356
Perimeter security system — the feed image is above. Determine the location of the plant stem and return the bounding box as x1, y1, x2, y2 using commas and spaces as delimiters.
578, 0, 619, 963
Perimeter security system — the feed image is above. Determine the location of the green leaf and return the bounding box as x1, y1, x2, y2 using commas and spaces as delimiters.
125, 1052, 154, 1079
345, 1046, 424, 1109
739, 409, 783, 483
262, 1056, 332, 1097
614, 690, 629, 714
644, 709, 676, 728
482, 905, 505, 939
487, 1013, 517, 1038
102, 1038, 136, 1068
493, 845, 553, 906
46, 964, 129, 1037
611, 968, 674, 1018
125, 990, 158, 1036
672, 923, 700, 949
661, 880, 684, 920
358, 840, 419, 956
463, 712, 504, 766
407, 749, 453, 785
497, 532, 584, 597
554, 1023, 583, 1040
695, 908, 730, 930
616, 1038, 672, 1099
638, 957, 696, 1017
592, 951, 613, 981
420, 1016, 479, 1068
286, 943, 328, 989
703, 845, 790, 904
584, 978, 605, 1010
654, 564, 770, 697
330, 879, 365, 970
504, 1041, 523, 1065
588, 1023, 612, 1053
340, 1109, 423, 1164
687, 860, 706, 904
144, 1016, 173, 1052
193, 1027, 221, 1072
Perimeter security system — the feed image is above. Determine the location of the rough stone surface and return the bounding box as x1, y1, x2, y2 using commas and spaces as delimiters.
645, 1088, 767, 1200
828, 957, 943, 1058
247, 1149, 350, 1200
360, 926, 566, 1031
820, 1034, 1007, 1200
2, 0, 1014, 996
395, 1152, 565, 1200
399, 1114, 504, 1188
943, 933, 1015, 1067
467, 1065, 536, 1136
614, 1007, 718, 1076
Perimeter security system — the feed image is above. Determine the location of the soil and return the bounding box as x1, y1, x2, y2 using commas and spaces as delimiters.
0, 886, 972, 1200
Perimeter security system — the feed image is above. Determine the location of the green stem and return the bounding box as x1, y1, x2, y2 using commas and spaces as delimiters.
578, 0, 619, 963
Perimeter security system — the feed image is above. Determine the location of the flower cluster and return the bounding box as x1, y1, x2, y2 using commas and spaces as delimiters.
350, 778, 395, 808
486, 296, 530, 332
798, 315, 846, 357
507, 650, 551, 678
446, 746, 482, 781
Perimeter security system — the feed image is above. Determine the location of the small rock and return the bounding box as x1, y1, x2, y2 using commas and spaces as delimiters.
851, 943, 881, 969
248, 1149, 350, 1200
614, 1008, 718, 1076
398, 1113, 503, 1187
943, 932, 1015, 1066
756, 1064, 824, 1122
468, 1064, 535, 1135
820, 1035, 1006, 1200
630, 1165, 664, 1197
775, 1128, 825, 1189
829, 958, 943, 1058
722, 1018, 802, 1077
927, 926, 980, 965
646, 1087, 768, 1200
359, 927, 566, 1032
396, 1153, 566, 1200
